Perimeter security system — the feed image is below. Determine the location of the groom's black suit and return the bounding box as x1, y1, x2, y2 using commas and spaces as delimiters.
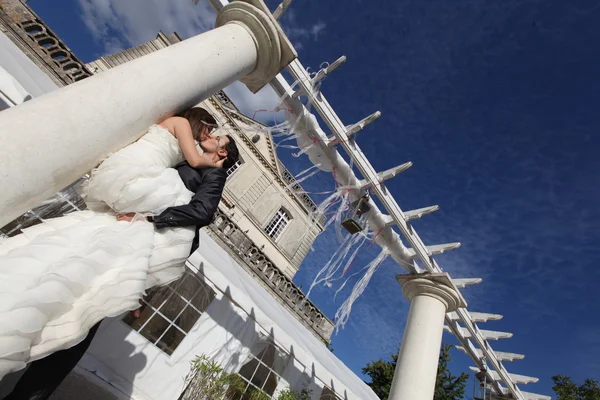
154, 162, 227, 253
5, 163, 227, 400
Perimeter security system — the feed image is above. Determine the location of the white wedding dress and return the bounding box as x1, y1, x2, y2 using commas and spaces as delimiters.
0, 125, 195, 379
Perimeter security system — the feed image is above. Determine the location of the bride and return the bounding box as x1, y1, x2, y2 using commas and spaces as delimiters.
0, 107, 237, 379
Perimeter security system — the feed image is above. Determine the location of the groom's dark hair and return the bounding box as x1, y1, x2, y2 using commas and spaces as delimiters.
222, 135, 239, 170
176, 107, 217, 141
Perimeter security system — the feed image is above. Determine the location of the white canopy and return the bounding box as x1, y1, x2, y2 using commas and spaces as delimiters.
81, 231, 379, 400
190, 231, 379, 400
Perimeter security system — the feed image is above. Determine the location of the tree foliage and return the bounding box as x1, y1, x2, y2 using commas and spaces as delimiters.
434, 344, 469, 400
362, 352, 398, 399
552, 375, 600, 400
275, 387, 312, 400
362, 344, 468, 400
181, 355, 245, 400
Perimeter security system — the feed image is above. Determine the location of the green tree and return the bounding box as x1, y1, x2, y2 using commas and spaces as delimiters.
434, 344, 469, 400
362, 352, 397, 399
181, 355, 313, 400
181, 355, 245, 400
552, 375, 600, 400
362, 344, 469, 400
275, 387, 312, 400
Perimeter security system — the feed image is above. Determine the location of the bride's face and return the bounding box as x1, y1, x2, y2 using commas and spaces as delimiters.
199, 124, 213, 142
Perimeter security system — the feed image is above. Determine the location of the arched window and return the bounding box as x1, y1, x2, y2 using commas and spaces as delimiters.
229, 335, 290, 399
122, 269, 216, 355
264, 208, 290, 241
320, 386, 342, 399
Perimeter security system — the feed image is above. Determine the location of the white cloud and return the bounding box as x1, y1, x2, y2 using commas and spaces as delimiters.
278, 9, 326, 48
76, 0, 285, 123
310, 22, 326, 40
77, 0, 217, 54
75, 1, 330, 125
223, 81, 285, 124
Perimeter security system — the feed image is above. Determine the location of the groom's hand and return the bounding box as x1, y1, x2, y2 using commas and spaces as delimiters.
214, 158, 225, 168
116, 212, 136, 222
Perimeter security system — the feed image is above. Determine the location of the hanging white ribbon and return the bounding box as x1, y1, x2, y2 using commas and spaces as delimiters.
334, 248, 390, 331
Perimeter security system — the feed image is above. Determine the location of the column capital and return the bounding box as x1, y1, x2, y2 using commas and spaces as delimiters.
396, 273, 467, 312
216, 0, 297, 93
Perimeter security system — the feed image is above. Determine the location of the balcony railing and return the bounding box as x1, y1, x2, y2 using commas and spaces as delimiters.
208, 209, 334, 341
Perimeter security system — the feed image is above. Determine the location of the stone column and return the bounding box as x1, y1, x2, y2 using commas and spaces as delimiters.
0, 0, 295, 226
389, 273, 466, 400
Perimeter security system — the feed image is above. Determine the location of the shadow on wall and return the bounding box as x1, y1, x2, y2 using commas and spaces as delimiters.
0, 318, 147, 400
178, 264, 331, 399
77, 319, 149, 399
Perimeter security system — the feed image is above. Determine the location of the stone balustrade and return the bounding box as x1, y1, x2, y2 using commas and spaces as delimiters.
209, 209, 334, 341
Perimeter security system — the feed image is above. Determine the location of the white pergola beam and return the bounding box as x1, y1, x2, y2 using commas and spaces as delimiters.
448, 311, 503, 322
469, 367, 539, 385
469, 311, 504, 322
270, 69, 418, 269
384, 205, 440, 227
445, 325, 513, 340
272, 0, 292, 20
451, 278, 483, 288
456, 346, 524, 362
293, 55, 346, 99
479, 330, 513, 340
203, 1, 539, 398
407, 242, 462, 259
353, 162, 413, 191
344, 110, 382, 138
282, 51, 527, 400
403, 205, 439, 222
376, 162, 414, 183
444, 318, 517, 396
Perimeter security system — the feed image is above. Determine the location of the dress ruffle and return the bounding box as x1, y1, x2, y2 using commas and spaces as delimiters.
0, 125, 195, 379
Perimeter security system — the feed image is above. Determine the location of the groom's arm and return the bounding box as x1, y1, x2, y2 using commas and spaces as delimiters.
152, 168, 226, 229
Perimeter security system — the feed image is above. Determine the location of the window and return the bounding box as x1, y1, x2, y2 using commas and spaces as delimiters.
123, 269, 216, 355
215, 90, 233, 107
228, 336, 290, 400
320, 386, 342, 400
264, 208, 290, 241
226, 159, 243, 179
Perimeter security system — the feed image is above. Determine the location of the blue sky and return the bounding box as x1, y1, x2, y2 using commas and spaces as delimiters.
28, 0, 600, 397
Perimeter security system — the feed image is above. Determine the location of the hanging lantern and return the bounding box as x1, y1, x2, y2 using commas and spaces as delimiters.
341, 195, 371, 234
473, 370, 490, 400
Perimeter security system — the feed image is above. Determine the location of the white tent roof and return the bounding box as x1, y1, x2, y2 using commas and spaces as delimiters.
0, 31, 58, 97
0, 65, 31, 107
190, 231, 380, 400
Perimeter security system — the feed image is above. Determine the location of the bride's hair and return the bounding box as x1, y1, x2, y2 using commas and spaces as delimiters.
176, 107, 217, 141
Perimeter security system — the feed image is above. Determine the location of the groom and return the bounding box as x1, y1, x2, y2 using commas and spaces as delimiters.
5, 130, 240, 400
